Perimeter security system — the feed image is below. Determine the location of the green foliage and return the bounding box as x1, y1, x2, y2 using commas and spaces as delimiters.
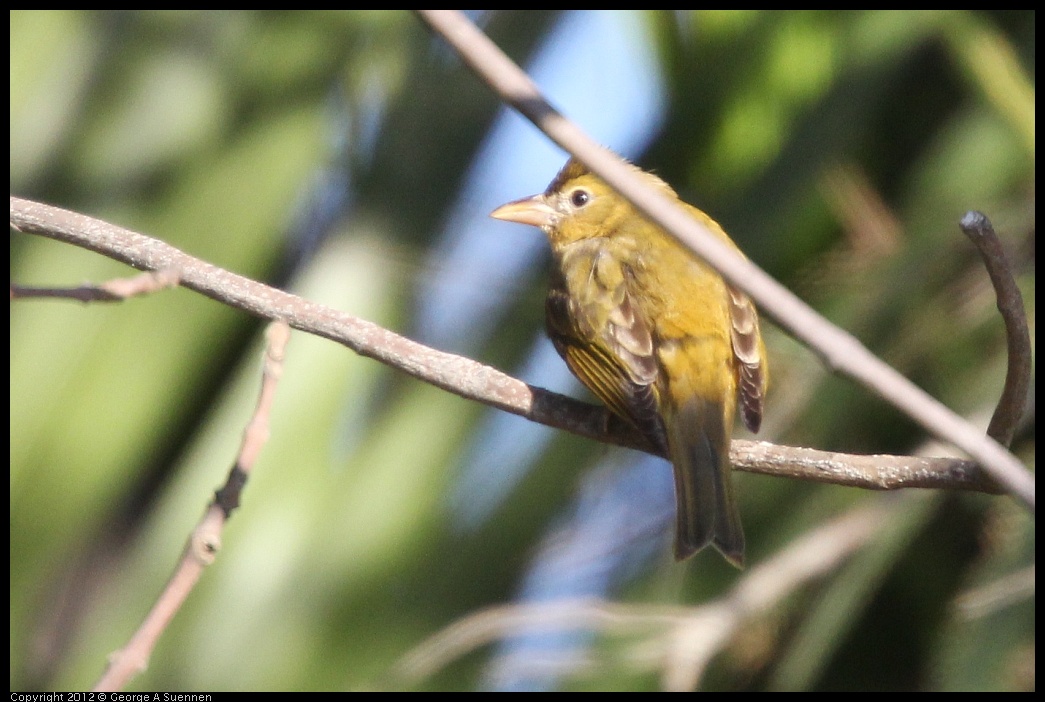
10, 10, 1033, 691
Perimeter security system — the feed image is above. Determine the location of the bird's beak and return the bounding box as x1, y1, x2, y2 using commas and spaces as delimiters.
490, 195, 557, 229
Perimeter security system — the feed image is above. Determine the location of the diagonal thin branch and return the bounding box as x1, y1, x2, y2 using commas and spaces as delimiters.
413, 10, 1034, 512
93, 321, 290, 692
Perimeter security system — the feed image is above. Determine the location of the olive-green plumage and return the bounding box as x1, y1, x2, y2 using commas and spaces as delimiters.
492, 157, 767, 565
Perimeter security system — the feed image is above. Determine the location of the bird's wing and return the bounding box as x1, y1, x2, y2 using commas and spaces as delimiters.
546, 248, 666, 450
727, 285, 766, 433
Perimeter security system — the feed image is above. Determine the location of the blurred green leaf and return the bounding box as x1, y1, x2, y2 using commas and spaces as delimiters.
10, 10, 1033, 692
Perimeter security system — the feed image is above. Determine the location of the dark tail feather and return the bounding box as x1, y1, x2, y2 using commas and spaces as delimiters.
667, 397, 745, 567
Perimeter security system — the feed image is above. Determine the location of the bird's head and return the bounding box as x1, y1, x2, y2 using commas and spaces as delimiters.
491, 157, 676, 248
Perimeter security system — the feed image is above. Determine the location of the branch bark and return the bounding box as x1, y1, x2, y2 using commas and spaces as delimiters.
960, 210, 1032, 447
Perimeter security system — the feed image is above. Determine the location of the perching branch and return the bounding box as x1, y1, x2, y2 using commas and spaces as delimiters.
10, 196, 1003, 495
413, 10, 1034, 511
93, 321, 290, 692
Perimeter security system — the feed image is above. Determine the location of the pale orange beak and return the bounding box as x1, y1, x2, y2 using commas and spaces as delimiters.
490, 195, 557, 229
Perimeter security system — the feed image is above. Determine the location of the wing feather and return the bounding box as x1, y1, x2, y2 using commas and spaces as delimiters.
727, 285, 766, 434
546, 248, 666, 450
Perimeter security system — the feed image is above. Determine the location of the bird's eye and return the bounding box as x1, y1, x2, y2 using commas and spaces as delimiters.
568, 188, 591, 208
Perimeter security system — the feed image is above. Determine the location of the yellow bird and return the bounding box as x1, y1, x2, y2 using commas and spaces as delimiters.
491, 157, 767, 565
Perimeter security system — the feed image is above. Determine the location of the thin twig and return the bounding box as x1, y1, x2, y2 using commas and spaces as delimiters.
413, 10, 1034, 511
92, 322, 290, 692
660, 501, 890, 690
386, 501, 890, 690
388, 598, 687, 686
10, 268, 180, 302
959, 211, 1031, 447
10, 196, 1001, 494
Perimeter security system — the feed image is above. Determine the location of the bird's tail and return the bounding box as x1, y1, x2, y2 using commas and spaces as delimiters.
667, 396, 745, 566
